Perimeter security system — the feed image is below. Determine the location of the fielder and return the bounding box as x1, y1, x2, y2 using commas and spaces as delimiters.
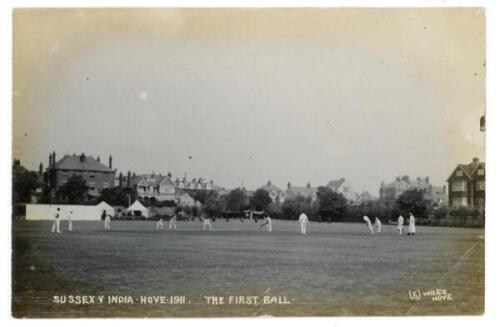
298, 212, 309, 235
203, 216, 212, 231
156, 218, 164, 230
363, 215, 374, 234
407, 212, 416, 236
260, 215, 272, 232
104, 214, 111, 230
169, 215, 177, 230
51, 207, 61, 234
374, 217, 382, 233
396, 215, 404, 235
67, 210, 73, 232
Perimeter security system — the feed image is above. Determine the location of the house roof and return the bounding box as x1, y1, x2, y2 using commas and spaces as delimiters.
384, 177, 429, 189
260, 183, 284, 194
447, 160, 485, 181
54, 154, 113, 173
134, 174, 172, 187
287, 186, 317, 198
326, 178, 345, 192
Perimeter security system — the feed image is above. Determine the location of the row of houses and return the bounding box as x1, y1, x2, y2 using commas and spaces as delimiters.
36, 151, 485, 209
39, 152, 219, 207
258, 179, 374, 205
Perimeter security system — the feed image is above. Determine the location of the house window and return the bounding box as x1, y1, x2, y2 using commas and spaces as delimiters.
90, 174, 95, 179
456, 170, 463, 177
88, 181, 95, 187
476, 181, 485, 191
477, 169, 485, 176
452, 181, 466, 192
102, 182, 109, 189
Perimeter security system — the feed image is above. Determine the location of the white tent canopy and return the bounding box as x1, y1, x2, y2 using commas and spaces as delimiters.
127, 200, 149, 218
96, 201, 115, 217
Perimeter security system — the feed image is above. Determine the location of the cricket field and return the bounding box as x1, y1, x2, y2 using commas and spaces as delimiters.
12, 219, 484, 317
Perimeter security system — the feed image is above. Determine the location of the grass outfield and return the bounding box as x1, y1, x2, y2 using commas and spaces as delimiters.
12, 219, 484, 317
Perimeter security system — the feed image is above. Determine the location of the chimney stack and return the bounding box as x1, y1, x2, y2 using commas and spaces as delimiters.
119, 172, 123, 188
127, 171, 131, 187
307, 182, 311, 188
39, 162, 43, 176
109, 155, 113, 169
52, 151, 56, 165
97, 156, 100, 162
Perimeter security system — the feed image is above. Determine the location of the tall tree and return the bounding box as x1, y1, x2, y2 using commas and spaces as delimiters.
203, 192, 222, 217
57, 175, 89, 204
12, 160, 41, 204
316, 186, 347, 222
186, 190, 216, 205
225, 188, 248, 213
99, 187, 136, 207
396, 189, 430, 217
250, 188, 272, 211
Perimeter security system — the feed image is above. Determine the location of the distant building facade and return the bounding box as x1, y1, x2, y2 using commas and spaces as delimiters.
447, 157, 485, 209
285, 182, 318, 202
129, 173, 212, 207
355, 191, 377, 204
379, 175, 446, 206
45, 152, 115, 198
174, 176, 214, 191
260, 181, 286, 203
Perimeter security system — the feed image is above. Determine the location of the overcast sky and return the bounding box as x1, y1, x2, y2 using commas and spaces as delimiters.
13, 8, 485, 194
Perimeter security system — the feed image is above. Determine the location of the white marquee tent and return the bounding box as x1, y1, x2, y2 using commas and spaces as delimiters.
96, 201, 115, 217
127, 200, 149, 218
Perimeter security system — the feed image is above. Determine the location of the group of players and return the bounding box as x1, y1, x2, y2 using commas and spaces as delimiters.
50, 207, 415, 236
362, 213, 417, 236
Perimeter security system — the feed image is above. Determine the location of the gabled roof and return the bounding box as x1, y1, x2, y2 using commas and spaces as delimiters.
326, 178, 346, 192
287, 186, 317, 198
446, 160, 485, 181
158, 177, 175, 189
177, 192, 194, 200
53, 154, 113, 173
447, 165, 474, 181
260, 183, 284, 194
135, 174, 164, 187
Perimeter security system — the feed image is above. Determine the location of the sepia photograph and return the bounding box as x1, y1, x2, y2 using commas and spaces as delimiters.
11, 7, 485, 318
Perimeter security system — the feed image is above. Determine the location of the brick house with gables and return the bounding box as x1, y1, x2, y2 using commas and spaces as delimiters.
447, 157, 485, 208
45, 152, 115, 199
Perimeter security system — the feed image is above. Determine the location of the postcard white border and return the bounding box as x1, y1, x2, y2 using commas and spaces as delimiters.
1, 1, 498, 327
